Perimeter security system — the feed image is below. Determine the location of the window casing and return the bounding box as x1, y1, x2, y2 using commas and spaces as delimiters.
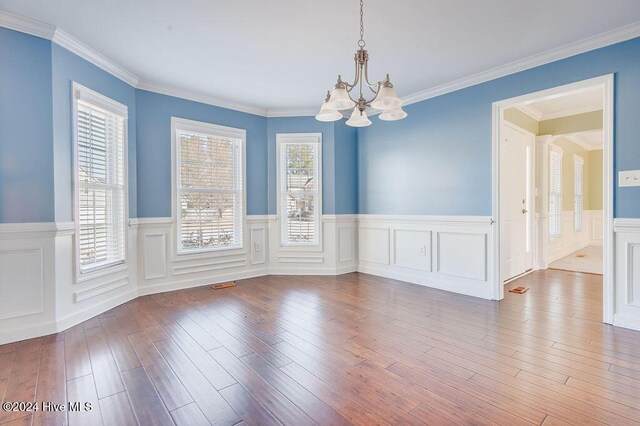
549, 148, 563, 239
73, 83, 128, 274
277, 133, 322, 246
173, 118, 245, 254
574, 155, 584, 231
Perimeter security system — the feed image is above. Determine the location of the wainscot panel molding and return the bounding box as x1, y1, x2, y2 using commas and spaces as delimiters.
356, 215, 495, 300
614, 218, 640, 331
0, 221, 139, 345
4, 215, 639, 342
548, 210, 603, 263
267, 215, 358, 275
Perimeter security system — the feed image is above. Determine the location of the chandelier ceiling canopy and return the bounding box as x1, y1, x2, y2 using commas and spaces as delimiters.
316, 0, 407, 127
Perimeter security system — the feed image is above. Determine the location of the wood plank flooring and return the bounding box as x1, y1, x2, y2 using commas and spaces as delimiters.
1, 270, 639, 425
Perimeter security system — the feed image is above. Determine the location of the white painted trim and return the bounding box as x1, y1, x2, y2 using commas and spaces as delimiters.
276, 133, 323, 248
134, 215, 276, 225
0, 221, 74, 236
0, 10, 55, 39
52, 29, 139, 87
1, 10, 639, 118
265, 107, 320, 118
358, 215, 492, 225
137, 82, 267, 117
402, 22, 640, 108
515, 105, 544, 121
171, 117, 247, 257
614, 218, 640, 232
247, 215, 277, 221
72, 82, 130, 282
564, 134, 602, 152
134, 217, 174, 226
492, 74, 614, 322
538, 105, 604, 121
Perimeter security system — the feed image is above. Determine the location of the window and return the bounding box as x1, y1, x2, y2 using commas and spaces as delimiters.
549, 148, 563, 239
73, 83, 127, 273
574, 155, 584, 231
173, 118, 244, 253
277, 133, 321, 246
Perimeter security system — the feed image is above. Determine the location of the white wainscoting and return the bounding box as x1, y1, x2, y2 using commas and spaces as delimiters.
267, 215, 358, 275
0, 221, 139, 345
613, 219, 640, 331
549, 210, 603, 263
357, 215, 495, 299
136, 216, 268, 296
4, 212, 639, 342
0, 223, 65, 344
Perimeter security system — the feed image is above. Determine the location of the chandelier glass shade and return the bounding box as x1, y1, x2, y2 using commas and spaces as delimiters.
316, 0, 407, 126
315, 92, 345, 122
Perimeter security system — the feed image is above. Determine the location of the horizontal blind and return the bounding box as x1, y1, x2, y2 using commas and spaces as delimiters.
281, 142, 319, 244
574, 158, 583, 231
177, 129, 243, 252
549, 150, 562, 239
77, 100, 126, 271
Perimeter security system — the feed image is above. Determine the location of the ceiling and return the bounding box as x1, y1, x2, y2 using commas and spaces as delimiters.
521, 86, 604, 120
1, 0, 640, 113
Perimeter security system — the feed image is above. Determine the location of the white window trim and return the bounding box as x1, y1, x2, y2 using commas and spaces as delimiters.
549, 143, 563, 240
72, 82, 129, 282
276, 133, 323, 249
574, 154, 584, 232
171, 117, 247, 258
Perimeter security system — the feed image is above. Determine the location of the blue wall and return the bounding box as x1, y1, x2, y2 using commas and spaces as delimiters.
334, 121, 358, 215
358, 37, 640, 218
52, 44, 137, 220
3, 26, 638, 223
135, 90, 268, 217
0, 28, 54, 222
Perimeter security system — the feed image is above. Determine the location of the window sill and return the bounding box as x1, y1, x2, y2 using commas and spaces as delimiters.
77, 261, 127, 283
174, 246, 246, 262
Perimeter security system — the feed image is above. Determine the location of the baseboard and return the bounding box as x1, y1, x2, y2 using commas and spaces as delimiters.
268, 264, 358, 276
56, 288, 139, 333
613, 313, 640, 332
0, 320, 58, 346
137, 267, 269, 296
357, 264, 494, 300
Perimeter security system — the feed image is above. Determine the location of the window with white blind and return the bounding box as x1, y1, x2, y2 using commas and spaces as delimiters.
549, 149, 563, 239
574, 155, 584, 231
277, 133, 322, 246
173, 118, 245, 254
73, 83, 128, 273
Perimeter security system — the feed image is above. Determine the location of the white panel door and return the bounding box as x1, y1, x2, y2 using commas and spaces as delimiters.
500, 124, 534, 282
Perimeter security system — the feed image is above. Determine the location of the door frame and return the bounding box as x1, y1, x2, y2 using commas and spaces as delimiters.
491, 74, 614, 325
499, 120, 536, 283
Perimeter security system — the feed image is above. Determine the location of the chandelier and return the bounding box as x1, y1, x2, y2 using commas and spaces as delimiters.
315, 0, 407, 127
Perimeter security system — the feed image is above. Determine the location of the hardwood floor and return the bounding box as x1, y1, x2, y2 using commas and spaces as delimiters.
1, 270, 639, 425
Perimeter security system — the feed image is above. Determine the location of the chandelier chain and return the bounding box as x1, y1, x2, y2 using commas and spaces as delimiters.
358, 0, 365, 48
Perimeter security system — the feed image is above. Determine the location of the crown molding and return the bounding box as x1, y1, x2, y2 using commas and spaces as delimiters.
136, 81, 268, 117
402, 21, 640, 108
561, 130, 603, 151
515, 104, 544, 121
266, 107, 318, 118
52, 29, 140, 87
0, 10, 55, 39
539, 105, 603, 121
1, 9, 640, 119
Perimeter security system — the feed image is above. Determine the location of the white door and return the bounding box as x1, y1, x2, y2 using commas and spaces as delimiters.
500, 123, 534, 282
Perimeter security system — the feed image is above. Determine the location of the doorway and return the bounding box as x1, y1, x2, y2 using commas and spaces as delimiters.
499, 122, 535, 282
492, 75, 614, 324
